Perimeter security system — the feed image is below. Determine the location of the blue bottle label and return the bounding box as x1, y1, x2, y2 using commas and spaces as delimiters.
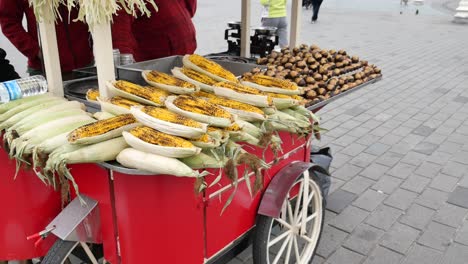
3, 80, 22, 100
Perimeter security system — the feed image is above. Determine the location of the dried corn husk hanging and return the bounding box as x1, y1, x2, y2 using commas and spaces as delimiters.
29, 0, 158, 29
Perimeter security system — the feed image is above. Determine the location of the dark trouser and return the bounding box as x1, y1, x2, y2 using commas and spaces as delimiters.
312, 0, 324, 21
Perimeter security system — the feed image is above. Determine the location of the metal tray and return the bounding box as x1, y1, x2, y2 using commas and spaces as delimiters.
306, 77, 382, 111
63, 76, 100, 112
99, 161, 156, 176
117, 55, 262, 85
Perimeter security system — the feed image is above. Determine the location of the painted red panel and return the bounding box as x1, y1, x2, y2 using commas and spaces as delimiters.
0, 144, 61, 260
112, 173, 204, 264
205, 147, 307, 258
69, 164, 119, 264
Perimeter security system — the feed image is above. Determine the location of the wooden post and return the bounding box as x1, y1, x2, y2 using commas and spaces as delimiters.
241, 0, 251, 58
90, 22, 115, 100
37, 8, 63, 97
290, 0, 303, 49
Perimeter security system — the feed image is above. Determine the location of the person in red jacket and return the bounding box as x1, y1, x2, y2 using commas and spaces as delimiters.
111, 0, 197, 62
0, 0, 94, 79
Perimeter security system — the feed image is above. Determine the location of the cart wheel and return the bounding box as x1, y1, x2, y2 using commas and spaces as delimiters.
42, 239, 104, 264
253, 171, 325, 264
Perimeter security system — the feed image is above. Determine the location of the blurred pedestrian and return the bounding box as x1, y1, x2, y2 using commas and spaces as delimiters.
112, 0, 197, 62
311, 0, 324, 23
260, 0, 288, 48
0, 0, 94, 80
0, 48, 20, 82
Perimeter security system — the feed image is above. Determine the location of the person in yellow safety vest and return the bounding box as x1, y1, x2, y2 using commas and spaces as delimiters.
260, 0, 288, 48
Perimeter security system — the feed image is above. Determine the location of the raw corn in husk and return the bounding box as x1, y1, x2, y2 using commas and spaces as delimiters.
98, 96, 143, 115
142, 70, 199, 94
130, 106, 207, 139
0, 96, 64, 122
122, 126, 201, 158
0, 94, 51, 114
165, 95, 234, 128
179, 150, 228, 169
182, 54, 238, 83
171, 67, 217, 92
207, 126, 230, 143
68, 114, 138, 145
241, 74, 304, 95
212, 81, 273, 108
107, 80, 169, 106
117, 148, 208, 177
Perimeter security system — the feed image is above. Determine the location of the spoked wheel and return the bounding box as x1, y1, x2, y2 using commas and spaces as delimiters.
42, 240, 104, 264
253, 171, 325, 264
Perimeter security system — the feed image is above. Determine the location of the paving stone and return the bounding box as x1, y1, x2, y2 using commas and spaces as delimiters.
347, 106, 367, 117
333, 163, 363, 181
357, 134, 381, 146
430, 174, 459, 192
433, 203, 468, 228
328, 206, 369, 233
348, 127, 372, 138
441, 243, 468, 264
352, 189, 386, 212
384, 188, 418, 210
448, 187, 468, 209
415, 188, 449, 210
364, 142, 391, 156
414, 142, 439, 155
372, 175, 403, 194
418, 221, 457, 251
375, 152, 403, 167
453, 95, 468, 104
459, 175, 468, 188
414, 162, 442, 179
342, 224, 384, 255
329, 177, 345, 194
341, 176, 375, 195
452, 150, 468, 165
402, 244, 444, 264
402, 119, 424, 129
393, 112, 413, 122
426, 151, 452, 165
326, 189, 358, 214
389, 141, 413, 155
424, 133, 448, 145
379, 133, 403, 145
226, 257, 244, 264
362, 120, 384, 130
330, 153, 353, 169
380, 222, 420, 254
412, 125, 435, 137
363, 246, 404, 264
401, 174, 431, 193
399, 204, 435, 230
441, 161, 468, 178
340, 120, 362, 130
369, 126, 392, 137
324, 210, 338, 223
401, 151, 429, 166
381, 119, 403, 129
387, 163, 416, 179
333, 134, 359, 147
391, 126, 414, 137
316, 226, 349, 258
353, 113, 374, 122
326, 247, 364, 264
454, 220, 468, 246
437, 141, 462, 154
348, 152, 378, 168
340, 143, 368, 157
324, 127, 349, 138
311, 255, 325, 264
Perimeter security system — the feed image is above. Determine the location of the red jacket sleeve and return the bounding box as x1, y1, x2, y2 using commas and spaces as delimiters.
111, 9, 137, 55
0, 0, 40, 59
183, 0, 197, 18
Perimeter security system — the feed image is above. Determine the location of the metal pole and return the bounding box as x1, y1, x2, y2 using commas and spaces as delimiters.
241, 0, 251, 57
290, 0, 303, 49
454, 0, 468, 23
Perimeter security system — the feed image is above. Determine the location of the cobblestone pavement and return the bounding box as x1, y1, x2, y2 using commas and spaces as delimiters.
201, 0, 468, 263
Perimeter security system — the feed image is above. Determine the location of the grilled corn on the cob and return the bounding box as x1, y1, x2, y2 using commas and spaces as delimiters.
122, 126, 201, 158
165, 95, 234, 128
130, 106, 207, 139
265, 92, 301, 109
98, 96, 143, 115
241, 75, 304, 95
213, 81, 273, 107
206, 96, 266, 121
68, 114, 138, 145
107, 80, 169, 106
86, 89, 100, 101
183, 54, 238, 83
172, 67, 218, 92
142, 70, 199, 94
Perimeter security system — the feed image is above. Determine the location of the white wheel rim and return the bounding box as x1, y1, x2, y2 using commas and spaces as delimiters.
266, 171, 323, 264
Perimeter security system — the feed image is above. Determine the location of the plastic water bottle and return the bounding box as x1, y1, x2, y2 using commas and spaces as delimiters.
0, 75, 48, 104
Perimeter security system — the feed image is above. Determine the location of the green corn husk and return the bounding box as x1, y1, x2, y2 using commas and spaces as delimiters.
0, 94, 51, 114
0, 96, 61, 122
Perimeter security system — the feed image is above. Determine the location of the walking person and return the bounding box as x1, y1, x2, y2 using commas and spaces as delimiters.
311, 0, 324, 23
260, 0, 288, 48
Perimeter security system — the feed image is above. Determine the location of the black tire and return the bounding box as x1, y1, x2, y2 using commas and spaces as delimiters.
253, 172, 326, 264
42, 240, 104, 264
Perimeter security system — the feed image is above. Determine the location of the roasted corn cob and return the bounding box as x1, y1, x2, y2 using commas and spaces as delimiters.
183, 54, 238, 83
241, 74, 304, 95
213, 81, 273, 107
86, 89, 100, 101
140, 106, 203, 128
68, 114, 138, 144
206, 96, 266, 121
110, 96, 142, 109
130, 126, 194, 148
173, 95, 232, 119
110, 80, 169, 106
146, 71, 196, 88
181, 67, 218, 85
